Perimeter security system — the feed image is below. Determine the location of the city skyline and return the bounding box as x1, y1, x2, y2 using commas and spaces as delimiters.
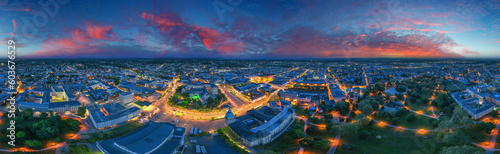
1, 0, 499, 59
1, 1, 500, 153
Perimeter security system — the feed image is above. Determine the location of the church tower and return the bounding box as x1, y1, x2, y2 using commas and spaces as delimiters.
225, 107, 235, 125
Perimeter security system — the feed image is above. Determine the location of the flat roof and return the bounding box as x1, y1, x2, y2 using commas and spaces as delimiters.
90, 106, 140, 123
98, 122, 183, 154
120, 91, 133, 96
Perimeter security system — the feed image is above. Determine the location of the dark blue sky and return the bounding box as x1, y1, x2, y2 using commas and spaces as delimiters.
1, 0, 499, 58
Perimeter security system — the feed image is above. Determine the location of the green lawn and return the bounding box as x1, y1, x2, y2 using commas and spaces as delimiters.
68, 144, 91, 154
446, 80, 466, 92
462, 127, 491, 143
305, 129, 337, 154
406, 102, 434, 115
337, 127, 445, 154
260, 132, 301, 154
371, 112, 436, 130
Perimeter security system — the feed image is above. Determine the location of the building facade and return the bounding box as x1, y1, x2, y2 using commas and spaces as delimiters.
225, 106, 295, 147
119, 91, 134, 104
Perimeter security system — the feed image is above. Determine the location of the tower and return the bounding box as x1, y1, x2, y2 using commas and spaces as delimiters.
225, 107, 235, 125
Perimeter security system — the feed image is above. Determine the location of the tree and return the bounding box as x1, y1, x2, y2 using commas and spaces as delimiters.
313, 139, 331, 150
324, 114, 333, 120
24, 140, 43, 149
359, 130, 370, 140
170, 96, 180, 104
23, 108, 34, 119
476, 122, 495, 134
290, 129, 305, 139
406, 113, 416, 122
440, 145, 483, 154
367, 120, 376, 126
40, 112, 49, 119
181, 92, 190, 99
391, 118, 398, 125
54, 137, 62, 143
299, 136, 314, 147
191, 102, 201, 109
370, 101, 380, 111
326, 122, 335, 132
422, 98, 430, 104
306, 126, 318, 133
437, 121, 458, 136
395, 109, 407, 117
206, 97, 216, 108
339, 123, 359, 135
335, 101, 349, 113
489, 110, 499, 117
16, 131, 27, 139
460, 118, 474, 128
66, 139, 76, 144
340, 110, 347, 116
341, 143, 358, 151
452, 107, 468, 120
442, 130, 470, 145
68, 119, 82, 131
431, 100, 438, 107
361, 105, 374, 115
77, 106, 87, 117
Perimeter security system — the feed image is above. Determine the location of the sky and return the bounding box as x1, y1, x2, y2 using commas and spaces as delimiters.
0, 0, 499, 59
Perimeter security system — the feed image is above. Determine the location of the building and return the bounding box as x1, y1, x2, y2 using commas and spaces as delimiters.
119, 91, 134, 104
268, 101, 279, 108
485, 93, 500, 105
225, 106, 295, 147
210, 84, 219, 95
97, 122, 185, 154
324, 100, 336, 110
451, 92, 494, 119
268, 80, 288, 89
278, 100, 292, 109
18, 86, 80, 114
88, 103, 141, 129
51, 85, 77, 102
18, 101, 80, 113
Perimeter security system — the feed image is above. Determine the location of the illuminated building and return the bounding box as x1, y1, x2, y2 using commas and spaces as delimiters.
451, 92, 494, 119
97, 122, 185, 154
119, 91, 134, 104
225, 106, 295, 147
88, 103, 141, 129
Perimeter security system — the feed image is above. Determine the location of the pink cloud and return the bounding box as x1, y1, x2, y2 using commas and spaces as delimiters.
140, 11, 155, 20
270, 28, 462, 58
140, 11, 245, 54
10, 19, 16, 39
70, 29, 90, 43
85, 23, 115, 40
458, 48, 480, 56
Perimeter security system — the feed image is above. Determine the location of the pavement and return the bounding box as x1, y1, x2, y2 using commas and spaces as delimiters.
185, 135, 239, 154
326, 133, 341, 154
485, 116, 500, 154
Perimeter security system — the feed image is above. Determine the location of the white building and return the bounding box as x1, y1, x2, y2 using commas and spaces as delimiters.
225, 106, 295, 147
119, 91, 134, 104
89, 104, 141, 129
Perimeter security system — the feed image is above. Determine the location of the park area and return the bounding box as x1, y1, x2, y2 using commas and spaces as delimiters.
0, 109, 81, 150
168, 86, 227, 111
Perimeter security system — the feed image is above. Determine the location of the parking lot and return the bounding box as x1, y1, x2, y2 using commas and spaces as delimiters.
185, 135, 239, 154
